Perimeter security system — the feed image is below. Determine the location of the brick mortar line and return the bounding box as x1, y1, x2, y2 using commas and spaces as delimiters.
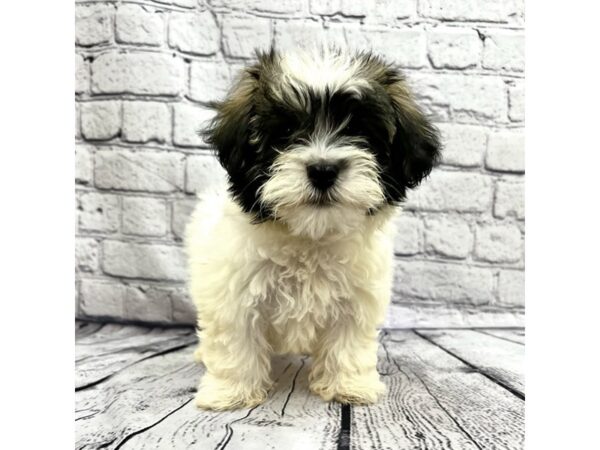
77, 1, 524, 29
76, 44, 525, 79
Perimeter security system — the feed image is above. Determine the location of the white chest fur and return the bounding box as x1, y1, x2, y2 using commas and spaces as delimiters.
185, 193, 396, 355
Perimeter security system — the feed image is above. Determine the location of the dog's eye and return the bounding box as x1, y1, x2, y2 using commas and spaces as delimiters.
344, 121, 363, 136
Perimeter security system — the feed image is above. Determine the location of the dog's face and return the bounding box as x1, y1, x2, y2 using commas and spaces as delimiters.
205, 49, 440, 239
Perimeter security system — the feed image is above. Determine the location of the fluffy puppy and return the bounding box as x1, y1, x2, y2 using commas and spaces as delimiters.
185, 48, 440, 410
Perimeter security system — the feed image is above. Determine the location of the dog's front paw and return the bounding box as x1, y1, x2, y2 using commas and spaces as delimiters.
195, 374, 267, 411
310, 372, 385, 405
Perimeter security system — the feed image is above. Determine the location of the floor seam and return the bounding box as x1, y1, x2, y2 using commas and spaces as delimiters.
113, 398, 193, 450
413, 329, 525, 400
75, 339, 196, 391
471, 329, 525, 346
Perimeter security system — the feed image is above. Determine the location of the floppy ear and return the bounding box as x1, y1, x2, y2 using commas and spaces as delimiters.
385, 73, 441, 191
203, 67, 259, 178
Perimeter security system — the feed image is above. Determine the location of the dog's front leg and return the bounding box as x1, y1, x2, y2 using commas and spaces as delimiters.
194, 308, 272, 410
309, 314, 385, 405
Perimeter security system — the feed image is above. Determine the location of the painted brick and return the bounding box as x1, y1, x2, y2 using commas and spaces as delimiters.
122, 197, 168, 236
124, 285, 174, 322
485, 130, 525, 172
252, 0, 304, 14
428, 28, 482, 69
410, 73, 507, 121
189, 60, 232, 102
404, 171, 493, 212
75, 54, 89, 94
483, 30, 525, 72
393, 215, 423, 256
75, 0, 526, 325
394, 260, 495, 305
309, 0, 367, 16
172, 198, 197, 240
418, 0, 512, 22
274, 20, 345, 51
77, 192, 120, 233
122, 101, 171, 144
498, 270, 525, 307
95, 149, 185, 192
75, 4, 113, 46
437, 123, 487, 167
424, 215, 473, 259
342, 25, 427, 68
185, 154, 228, 194
91, 52, 185, 95
173, 103, 215, 147
168, 11, 220, 55
494, 179, 524, 219
208, 0, 302, 13
508, 81, 525, 122
222, 16, 272, 58
75, 145, 93, 185
171, 288, 196, 323
116, 4, 164, 46
75, 238, 100, 273
475, 223, 523, 263
103, 240, 187, 280
79, 279, 126, 318
81, 101, 121, 140
312, 0, 414, 18
173, 0, 197, 7
363, 0, 416, 21
75, 102, 81, 140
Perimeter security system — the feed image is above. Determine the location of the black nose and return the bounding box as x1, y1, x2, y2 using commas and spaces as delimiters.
307, 163, 340, 190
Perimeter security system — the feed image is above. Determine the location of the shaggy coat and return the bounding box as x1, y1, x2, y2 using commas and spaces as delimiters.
185, 48, 440, 410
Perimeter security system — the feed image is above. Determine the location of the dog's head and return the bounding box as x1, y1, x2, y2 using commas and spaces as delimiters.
204, 48, 440, 239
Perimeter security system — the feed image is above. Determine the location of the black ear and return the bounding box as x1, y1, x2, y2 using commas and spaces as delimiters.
385, 71, 441, 193
201, 50, 279, 219
203, 67, 258, 177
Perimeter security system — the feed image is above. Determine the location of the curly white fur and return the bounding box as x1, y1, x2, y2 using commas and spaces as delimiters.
185, 192, 398, 410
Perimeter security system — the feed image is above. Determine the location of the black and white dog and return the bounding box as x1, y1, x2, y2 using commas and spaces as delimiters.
185, 48, 440, 410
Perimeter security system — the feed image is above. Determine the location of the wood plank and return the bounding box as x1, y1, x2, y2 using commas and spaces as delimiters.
476, 329, 525, 345
75, 321, 105, 339
351, 330, 524, 450
76, 322, 187, 347
416, 329, 524, 396
76, 344, 200, 450
119, 354, 341, 450
385, 303, 524, 328
351, 331, 480, 450
76, 325, 196, 389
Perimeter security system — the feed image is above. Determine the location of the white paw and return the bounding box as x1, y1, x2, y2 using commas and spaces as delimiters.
310, 372, 386, 405
195, 374, 267, 411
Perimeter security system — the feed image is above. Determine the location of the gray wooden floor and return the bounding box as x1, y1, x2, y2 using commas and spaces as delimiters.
75, 321, 524, 450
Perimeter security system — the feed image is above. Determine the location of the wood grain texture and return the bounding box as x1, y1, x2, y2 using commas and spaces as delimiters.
350, 330, 524, 450
416, 329, 524, 397
76, 321, 105, 339
351, 331, 480, 450
75, 322, 525, 450
476, 329, 525, 345
76, 323, 196, 389
385, 303, 524, 329
120, 355, 341, 450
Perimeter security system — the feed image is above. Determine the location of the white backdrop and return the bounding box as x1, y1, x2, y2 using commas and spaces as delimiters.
75, 0, 525, 327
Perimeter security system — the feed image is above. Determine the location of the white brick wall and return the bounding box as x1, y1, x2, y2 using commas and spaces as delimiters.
75, 0, 525, 327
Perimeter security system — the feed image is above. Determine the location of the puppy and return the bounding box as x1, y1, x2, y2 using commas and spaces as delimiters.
185, 48, 440, 410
